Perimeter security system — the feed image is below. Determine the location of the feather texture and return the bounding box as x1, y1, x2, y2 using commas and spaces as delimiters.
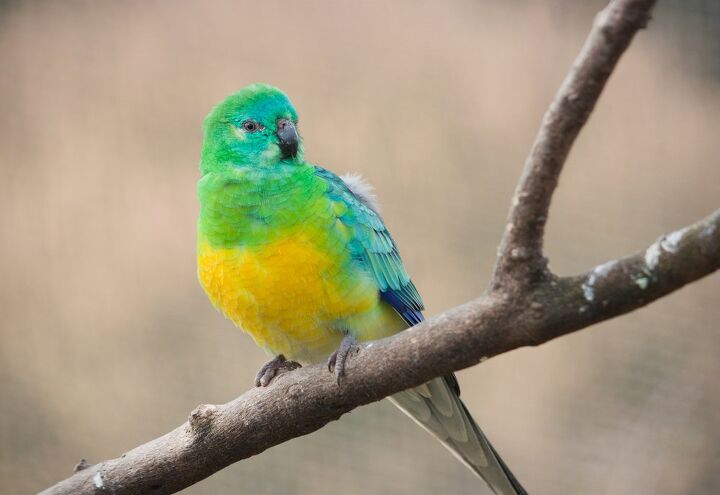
340, 172, 381, 213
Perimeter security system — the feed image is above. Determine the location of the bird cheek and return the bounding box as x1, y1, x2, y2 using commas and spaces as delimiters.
259, 142, 281, 163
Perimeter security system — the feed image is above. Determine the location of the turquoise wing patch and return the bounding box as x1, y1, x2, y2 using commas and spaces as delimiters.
314, 167, 424, 325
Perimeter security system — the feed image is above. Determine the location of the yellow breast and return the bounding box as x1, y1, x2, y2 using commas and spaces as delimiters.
197, 232, 378, 362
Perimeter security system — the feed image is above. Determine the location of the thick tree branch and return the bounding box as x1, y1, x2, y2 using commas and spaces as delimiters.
40, 1, 720, 494
40, 210, 720, 495
491, 0, 655, 291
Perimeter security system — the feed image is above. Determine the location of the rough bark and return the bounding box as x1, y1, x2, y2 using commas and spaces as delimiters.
41, 1, 720, 494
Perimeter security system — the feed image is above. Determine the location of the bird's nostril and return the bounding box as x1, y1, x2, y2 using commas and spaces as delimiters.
278, 119, 296, 132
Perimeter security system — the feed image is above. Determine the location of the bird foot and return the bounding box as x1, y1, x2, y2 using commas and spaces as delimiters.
326, 335, 361, 384
255, 354, 302, 387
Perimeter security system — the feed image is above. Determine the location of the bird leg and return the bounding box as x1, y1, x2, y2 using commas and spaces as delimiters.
326, 334, 360, 384
254, 354, 302, 387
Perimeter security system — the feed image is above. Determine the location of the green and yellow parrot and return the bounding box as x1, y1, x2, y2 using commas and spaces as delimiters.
197, 83, 527, 495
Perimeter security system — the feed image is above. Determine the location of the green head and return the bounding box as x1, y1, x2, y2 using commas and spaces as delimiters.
200, 83, 302, 174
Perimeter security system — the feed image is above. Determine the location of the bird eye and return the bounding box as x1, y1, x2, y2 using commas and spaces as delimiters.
241, 120, 262, 132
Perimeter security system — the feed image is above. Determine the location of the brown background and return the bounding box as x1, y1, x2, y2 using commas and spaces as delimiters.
1, 1, 719, 493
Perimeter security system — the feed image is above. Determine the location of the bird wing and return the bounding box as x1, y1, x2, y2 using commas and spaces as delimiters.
315, 166, 424, 326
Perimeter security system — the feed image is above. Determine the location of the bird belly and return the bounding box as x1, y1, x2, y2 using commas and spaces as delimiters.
198, 231, 382, 363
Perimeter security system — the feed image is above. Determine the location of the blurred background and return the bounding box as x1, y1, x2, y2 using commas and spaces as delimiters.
1, 0, 719, 493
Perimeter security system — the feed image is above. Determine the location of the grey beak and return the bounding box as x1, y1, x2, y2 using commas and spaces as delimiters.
276, 118, 299, 159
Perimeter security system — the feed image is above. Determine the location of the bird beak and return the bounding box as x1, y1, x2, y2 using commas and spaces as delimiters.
276, 118, 299, 159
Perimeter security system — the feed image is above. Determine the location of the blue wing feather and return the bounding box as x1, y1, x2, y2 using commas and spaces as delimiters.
314, 166, 425, 327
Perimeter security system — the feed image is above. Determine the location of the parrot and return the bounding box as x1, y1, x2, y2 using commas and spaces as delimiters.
197, 83, 527, 495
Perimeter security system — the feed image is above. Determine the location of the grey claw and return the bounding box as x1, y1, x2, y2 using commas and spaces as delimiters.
326, 335, 360, 384
255, 355, 301, 387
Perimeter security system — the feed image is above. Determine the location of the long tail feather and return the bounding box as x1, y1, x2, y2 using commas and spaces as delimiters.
389, 376, 527, 495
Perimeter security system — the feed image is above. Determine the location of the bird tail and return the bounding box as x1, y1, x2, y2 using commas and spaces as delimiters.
388, 376, 528, 495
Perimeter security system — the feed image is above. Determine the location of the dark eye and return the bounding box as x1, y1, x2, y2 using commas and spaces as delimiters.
241, 120, 262, 132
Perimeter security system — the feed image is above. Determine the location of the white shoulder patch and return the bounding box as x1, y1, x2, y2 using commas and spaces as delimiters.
340, 172, 381, 213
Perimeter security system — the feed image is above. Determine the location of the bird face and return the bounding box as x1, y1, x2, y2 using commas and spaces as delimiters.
201, 83, 302, 173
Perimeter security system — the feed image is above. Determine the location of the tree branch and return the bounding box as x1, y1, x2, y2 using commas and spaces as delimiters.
40, 1, 720, 494
491, 0, 655, 291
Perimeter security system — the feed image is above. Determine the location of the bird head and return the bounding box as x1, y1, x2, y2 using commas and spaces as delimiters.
200, 83, 302, 174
